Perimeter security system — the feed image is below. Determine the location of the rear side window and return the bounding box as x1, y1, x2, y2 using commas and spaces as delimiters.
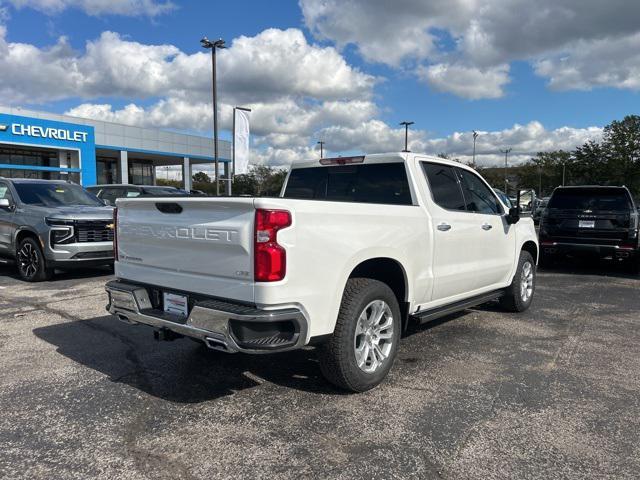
421, 163, 466, 211
549, 188, 631, 211
458, 169, 502, 214
283, 163, 412, 205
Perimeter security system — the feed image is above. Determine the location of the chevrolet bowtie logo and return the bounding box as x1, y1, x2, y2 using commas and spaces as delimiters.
0, 125, 8, 132
106, 223, 115, 230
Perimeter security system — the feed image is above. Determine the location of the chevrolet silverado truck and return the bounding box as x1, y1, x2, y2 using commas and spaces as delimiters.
0, 178, 114, 281
106, 153, 539, 392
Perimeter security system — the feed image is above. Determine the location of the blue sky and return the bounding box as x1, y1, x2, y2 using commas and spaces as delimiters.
1, 0, 638, 166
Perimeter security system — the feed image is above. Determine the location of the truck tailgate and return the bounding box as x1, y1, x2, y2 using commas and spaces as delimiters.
115, 197, 255, 303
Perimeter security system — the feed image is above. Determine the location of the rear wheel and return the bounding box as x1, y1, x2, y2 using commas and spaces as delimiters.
500, 250, 536, 312
16, 237, 53, 282
317, 278, 401, 392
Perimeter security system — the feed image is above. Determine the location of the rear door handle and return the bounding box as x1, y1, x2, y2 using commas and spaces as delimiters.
482, 223, 493, 230
437, 223, 452, 232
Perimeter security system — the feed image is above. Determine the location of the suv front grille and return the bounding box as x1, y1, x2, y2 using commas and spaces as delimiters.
75, 220, 114, 243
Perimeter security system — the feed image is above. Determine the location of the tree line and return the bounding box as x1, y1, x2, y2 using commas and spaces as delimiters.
476, 115, 640, 198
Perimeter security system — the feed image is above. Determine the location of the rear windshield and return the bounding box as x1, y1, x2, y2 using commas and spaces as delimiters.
283, 163, 412, 205
548, 188, 631, 211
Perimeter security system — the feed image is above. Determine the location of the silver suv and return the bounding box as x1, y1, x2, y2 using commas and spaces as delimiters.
0, 178, 114, 281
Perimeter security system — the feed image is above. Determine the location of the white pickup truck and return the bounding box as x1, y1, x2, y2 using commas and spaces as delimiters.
106, 153, 538, 392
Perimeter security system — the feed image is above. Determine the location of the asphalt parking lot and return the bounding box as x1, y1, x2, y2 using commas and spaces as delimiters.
1, 261, 639, 480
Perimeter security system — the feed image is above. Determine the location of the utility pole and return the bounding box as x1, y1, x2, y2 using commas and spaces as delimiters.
317, 140, 325, 159
562, 163, 566, 186
538, 164, 542, 196
472, 130, 479, 168
201, 36, 226, 196
400, 121, 414, 152
500, 148, 512, 193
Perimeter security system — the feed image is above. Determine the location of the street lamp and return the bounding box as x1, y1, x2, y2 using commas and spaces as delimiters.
472, 130, 479, 168
317, 140, 325, 159
201, 36, 225, 196
500, 147, 512, 193
400, 121, 414, 152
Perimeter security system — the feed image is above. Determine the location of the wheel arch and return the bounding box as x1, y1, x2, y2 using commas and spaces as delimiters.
14, 228, 43, 253
521, 240, 538, 265
348, 257, 410, 331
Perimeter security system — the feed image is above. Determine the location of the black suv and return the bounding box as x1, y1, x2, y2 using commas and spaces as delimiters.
539, 186, 639, 271
86, 184, 190, 206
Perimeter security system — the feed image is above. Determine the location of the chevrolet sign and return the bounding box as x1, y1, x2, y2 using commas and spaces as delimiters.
10, 123, 88, 143
0, 124, 7, 132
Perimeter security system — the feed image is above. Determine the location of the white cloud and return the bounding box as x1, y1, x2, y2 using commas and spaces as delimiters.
300, 0, 640, 97
534, 32, 640, 91
0, 29, 376, 105
6, 0, 174, 16
417, 63, 510, 100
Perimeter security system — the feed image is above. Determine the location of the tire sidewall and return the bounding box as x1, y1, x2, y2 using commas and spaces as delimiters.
515, 251, 536, 311
17, 237, 47, 282
340, 281, 402, 391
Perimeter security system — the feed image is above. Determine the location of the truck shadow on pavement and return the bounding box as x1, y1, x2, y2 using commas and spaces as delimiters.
537, 256, 639, 280
0, 264, 113, 282
33, 314, 340, 402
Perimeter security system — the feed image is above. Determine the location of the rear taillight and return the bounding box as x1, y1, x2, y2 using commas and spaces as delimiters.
254, 209, 291, 282
630, 211, 638, 239
113, 208, 118, 261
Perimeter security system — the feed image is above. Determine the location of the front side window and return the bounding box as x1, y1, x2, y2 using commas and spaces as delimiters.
283, 163, 412, 205
0, 183, 13, 202
421, 163, 466, 211
13, 183, 103, 207
457, 169, 502, 214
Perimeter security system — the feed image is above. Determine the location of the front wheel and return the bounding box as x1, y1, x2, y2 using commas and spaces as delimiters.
317, 278, 401, 392
16, 237, 53, 282
500, 250, 536, 312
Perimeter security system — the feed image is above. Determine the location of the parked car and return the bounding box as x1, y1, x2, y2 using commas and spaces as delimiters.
0, 179, 114, 281
86, 184, 190, 206
533, 196, 550, 224
493, 188, 512, 208
105, 153, 539, 392
539, 186, 639, 271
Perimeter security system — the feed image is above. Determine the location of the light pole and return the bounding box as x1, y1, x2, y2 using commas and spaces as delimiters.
500, 148, 512, 193
400, 121, 414, 152
201, 36, 225, 196
472, 130, 479, 168
562, 163, 566, 186
317, 140, 325, 159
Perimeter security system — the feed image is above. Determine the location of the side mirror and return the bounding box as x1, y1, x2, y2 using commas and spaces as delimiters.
506, 207, 520, 225
0, 198, 13, 210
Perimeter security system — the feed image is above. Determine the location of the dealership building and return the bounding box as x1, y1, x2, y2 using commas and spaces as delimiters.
0, 106, 230, 190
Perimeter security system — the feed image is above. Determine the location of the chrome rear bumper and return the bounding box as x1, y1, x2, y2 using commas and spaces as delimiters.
105, 280, 308, 354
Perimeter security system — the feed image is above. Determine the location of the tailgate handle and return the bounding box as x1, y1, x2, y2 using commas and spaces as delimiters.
155, 202, 183, 214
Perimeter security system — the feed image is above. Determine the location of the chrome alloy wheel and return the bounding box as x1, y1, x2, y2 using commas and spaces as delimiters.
520, 261, 534, 302
353, 300, 394, 374
17, 242, 39, 278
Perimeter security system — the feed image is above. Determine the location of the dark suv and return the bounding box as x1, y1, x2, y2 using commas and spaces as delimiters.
86, 184, 190, 206
539, 186, 639, 271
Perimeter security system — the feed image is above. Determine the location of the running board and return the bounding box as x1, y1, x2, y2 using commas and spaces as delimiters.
410, 290, 505, 324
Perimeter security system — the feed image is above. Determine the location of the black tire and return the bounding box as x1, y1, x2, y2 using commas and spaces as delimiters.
317, 278, 401, 392
16, 237, 53, 282
500, 250, 536, 312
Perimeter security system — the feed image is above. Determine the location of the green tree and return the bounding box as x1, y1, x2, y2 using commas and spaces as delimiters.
601, 115, 640, 192
192, 171, 211, 183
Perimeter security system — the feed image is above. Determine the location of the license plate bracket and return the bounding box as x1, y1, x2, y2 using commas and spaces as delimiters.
163, 292, 189, 317
579, 220, 595, 228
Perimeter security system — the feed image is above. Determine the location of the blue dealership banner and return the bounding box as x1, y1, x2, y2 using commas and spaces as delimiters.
0, 113, 97, 185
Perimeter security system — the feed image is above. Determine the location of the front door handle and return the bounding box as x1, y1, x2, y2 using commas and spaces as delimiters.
437, 223, 452, 232
482, 223, 493, 231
